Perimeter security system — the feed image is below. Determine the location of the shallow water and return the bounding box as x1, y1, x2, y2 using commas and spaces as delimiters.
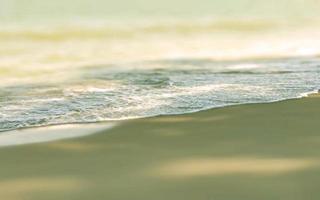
0, 54, 319, 131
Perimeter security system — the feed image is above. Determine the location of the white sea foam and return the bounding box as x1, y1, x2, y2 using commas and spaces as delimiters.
298, 90, 320, 98
226, 64, 261, 70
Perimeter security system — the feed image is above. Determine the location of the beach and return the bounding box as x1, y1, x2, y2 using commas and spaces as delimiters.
1, 1, 320, 199
0, 93, 319, 200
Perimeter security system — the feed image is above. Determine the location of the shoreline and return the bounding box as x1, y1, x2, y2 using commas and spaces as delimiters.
1, 89, 319, 137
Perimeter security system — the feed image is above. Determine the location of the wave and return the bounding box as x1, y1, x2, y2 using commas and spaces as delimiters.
0, 57, 319, 132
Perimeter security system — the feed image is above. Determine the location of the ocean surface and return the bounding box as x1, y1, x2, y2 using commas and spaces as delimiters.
0, 0, 320, 131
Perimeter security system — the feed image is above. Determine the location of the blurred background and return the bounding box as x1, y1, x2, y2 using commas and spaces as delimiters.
1, 0, 320, 67
1, 0, 320, 21
1, 0, 320, 70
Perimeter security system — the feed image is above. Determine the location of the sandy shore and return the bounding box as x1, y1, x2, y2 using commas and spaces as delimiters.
0, 93, 319, 200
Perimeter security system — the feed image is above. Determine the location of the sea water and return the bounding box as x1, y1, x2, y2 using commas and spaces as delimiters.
0, 0, 320, 131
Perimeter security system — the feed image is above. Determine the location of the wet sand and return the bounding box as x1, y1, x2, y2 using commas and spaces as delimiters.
0, 93, 319, 200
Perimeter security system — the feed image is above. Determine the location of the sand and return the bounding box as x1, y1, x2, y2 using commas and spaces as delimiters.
0, 93, 319, 200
